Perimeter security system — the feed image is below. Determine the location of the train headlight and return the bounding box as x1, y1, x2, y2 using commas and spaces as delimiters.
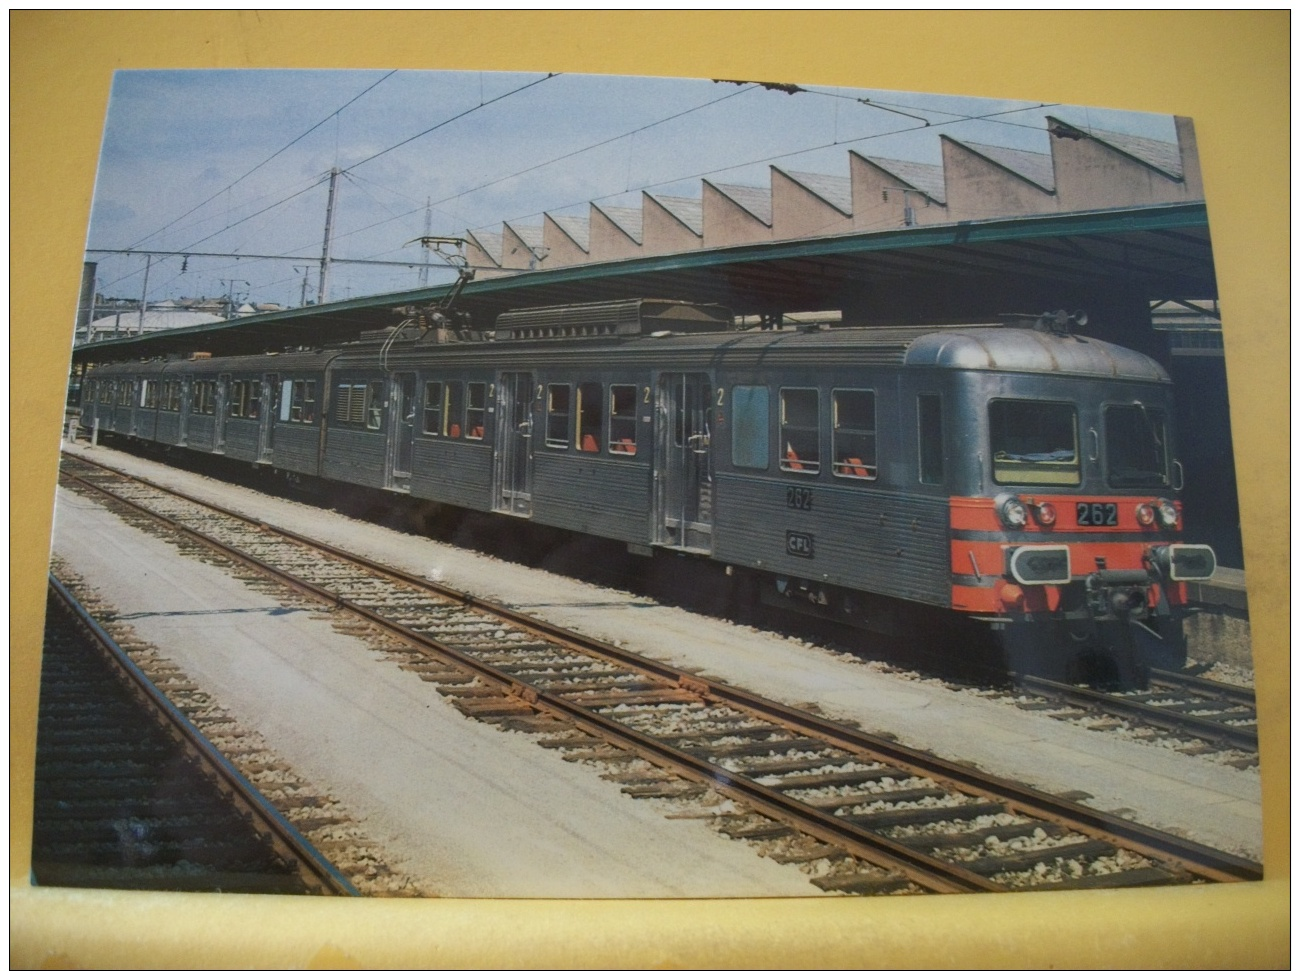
998, 495, 1028, 529
1136, 503, 1156, 527
1156, 499, 1179, 528
1031, 501, 1057, 527
1006, 545, 1071, 585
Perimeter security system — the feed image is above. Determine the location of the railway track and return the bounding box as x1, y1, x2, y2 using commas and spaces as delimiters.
57, 452, 1262, 894
34, 574, 357, 895
1014, 671, 1257, 764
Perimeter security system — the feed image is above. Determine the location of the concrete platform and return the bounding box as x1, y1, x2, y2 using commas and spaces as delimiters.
50, 442, 1263, 874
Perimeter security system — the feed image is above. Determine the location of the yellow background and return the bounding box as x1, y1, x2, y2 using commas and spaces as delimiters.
11, 12, 1289, 968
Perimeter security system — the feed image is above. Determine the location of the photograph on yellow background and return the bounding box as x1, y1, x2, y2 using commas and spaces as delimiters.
40, 67, 1260, 900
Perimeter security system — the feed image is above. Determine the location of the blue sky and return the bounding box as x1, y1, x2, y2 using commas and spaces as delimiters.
84, 70, 1178, 311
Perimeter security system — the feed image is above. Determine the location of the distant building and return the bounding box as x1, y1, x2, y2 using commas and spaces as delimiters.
83, 308, 226, 344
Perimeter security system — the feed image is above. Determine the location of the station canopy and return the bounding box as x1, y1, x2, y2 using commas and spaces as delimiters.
71, 203, 1214, 365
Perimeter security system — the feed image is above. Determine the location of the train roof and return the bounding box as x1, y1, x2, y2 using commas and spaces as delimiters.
88, 322, 1170, 384
902, 327, 1171, 382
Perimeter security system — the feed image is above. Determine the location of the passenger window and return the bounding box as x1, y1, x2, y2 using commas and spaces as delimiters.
731, 385, 769, 470
444, 383, 465, 438
465, 383, 486, 440
247, 382, 262, 420
366, 380, 385, 430
333, 383, 365, 424
780, 388, 819, 474
576, 382, 603, 452
546, 384, 570, 449
229, 380, 245, 418
918, 393, 944, 485
301, 382, 317, 424
609, 385, 637, 455
422, 381, 443, 436
832, 390, 877, 480
291, 381, 310, 423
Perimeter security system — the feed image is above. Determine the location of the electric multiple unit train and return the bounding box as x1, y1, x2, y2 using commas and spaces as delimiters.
78, 299, 1215, 684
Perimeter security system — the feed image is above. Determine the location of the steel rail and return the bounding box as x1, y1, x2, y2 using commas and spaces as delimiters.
1019, 675, 1257, 751
60, 454, 1263, 887
59, 463, 975, 893
1149, 668, 1257, 708
46, 572, 359, 897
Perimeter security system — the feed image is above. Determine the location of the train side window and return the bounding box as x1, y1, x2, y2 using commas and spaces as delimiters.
546, 384, 570, 449
143, 380, 158, 410
229, 380, 245, 418
248, 381, 262, 420
780, 388, 820, 474
465, 383, 486, 440
422, 381, 444, 436
832, 389, 877, 480
918, 393, 944, 485
366, 380, 385, 430
301, 382, 317, 423
731, 385, 769, 470
608, 385, 637, 455
292, 382, 305, 422
576, 381, 603, 453
444, 382, 464, 438
333, 383, 365, 424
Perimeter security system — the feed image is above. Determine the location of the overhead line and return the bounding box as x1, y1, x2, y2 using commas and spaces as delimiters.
343, 72, 560, 174
126, 70, 398, 251
326, 83, 760, 247
471, 101, 1064, 232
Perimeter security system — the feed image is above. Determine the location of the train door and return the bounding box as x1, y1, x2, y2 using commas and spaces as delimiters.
258, 372, 278, 462
387, 372, 417, 490
493, 371, 534, 516
129, 379, 142, 437
178, 377, 191, 445
214, 374, 230, 452
654, 372, 714, 553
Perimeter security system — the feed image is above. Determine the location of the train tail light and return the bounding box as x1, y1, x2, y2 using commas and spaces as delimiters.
1006, 545, 1071, 585
1136, 503, 1156, 527
1031, 501, 1057, 526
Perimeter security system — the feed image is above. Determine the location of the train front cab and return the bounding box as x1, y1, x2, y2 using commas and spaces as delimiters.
929, 336, 1217, 687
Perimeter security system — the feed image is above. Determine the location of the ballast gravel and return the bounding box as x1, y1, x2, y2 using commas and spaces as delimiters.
51, 443, 1263, 883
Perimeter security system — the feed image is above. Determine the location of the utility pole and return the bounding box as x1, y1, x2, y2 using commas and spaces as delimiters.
294, 265, 314, 307
137, 254, 152, 334
221, 279, 249, 319
418, 197, 432, 287
318, 166, 341, 305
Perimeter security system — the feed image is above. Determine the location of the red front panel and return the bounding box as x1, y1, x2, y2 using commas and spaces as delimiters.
948, 495, 1187, 614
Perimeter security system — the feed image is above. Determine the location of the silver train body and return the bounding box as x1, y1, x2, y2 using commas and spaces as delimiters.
79, 300, 1214, 683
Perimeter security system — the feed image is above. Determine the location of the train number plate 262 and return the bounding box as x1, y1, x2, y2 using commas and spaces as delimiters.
1076, 502, 1118, 526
